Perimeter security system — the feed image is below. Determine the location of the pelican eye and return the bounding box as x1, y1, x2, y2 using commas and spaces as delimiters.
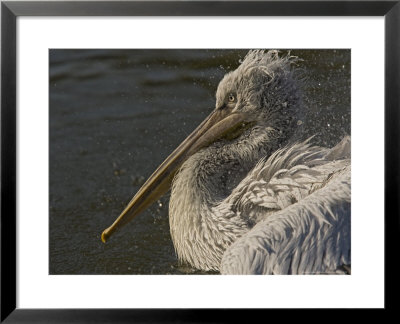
228, 93, 236, 103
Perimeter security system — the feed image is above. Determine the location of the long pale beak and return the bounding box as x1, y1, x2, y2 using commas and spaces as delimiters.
101, 108, 249, 243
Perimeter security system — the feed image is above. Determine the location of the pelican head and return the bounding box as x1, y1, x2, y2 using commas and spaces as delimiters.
215, 50, 301, 138
101, 50, 303, 270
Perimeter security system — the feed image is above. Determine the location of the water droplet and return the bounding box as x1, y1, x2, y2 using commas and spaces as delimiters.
297, 120, 303, 126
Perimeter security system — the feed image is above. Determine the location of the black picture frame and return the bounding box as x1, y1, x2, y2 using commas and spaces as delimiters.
1, 0, 398, 322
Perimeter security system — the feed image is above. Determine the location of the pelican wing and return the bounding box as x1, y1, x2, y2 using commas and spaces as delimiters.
220, 137, 351, 274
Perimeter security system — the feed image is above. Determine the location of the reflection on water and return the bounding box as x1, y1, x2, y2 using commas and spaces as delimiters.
49, 49, 350, 274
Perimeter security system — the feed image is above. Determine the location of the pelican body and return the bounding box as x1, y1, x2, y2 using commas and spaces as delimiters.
102, 50, 351, 274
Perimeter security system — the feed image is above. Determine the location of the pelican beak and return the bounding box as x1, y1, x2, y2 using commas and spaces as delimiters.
101, 108, 249, 243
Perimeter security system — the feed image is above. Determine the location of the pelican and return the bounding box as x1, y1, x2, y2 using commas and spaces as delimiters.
101, 50, 351, 274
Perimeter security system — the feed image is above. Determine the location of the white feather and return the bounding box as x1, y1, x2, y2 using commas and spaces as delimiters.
170, 136, 351, 274
167, 50, 351, 274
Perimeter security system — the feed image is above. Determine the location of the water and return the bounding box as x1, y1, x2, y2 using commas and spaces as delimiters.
49, 49, 350, 274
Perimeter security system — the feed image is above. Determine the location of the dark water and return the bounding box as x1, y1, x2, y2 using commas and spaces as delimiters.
49, 49, 350, 274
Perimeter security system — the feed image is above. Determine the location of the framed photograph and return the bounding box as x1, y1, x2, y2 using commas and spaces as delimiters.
1, 0, 398, 321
